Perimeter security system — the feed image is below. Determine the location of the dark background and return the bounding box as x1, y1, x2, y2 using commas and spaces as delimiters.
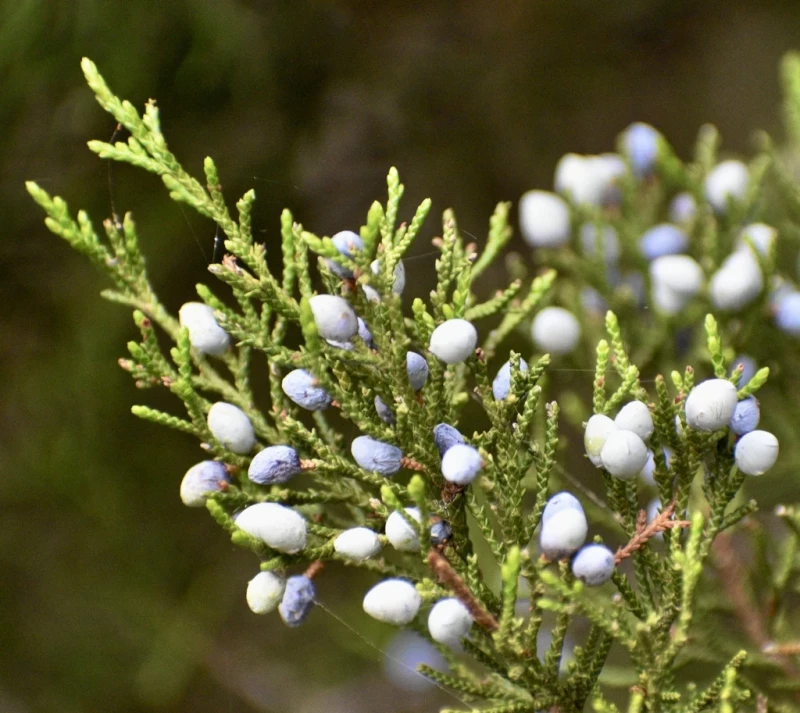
4, 2, 800, 712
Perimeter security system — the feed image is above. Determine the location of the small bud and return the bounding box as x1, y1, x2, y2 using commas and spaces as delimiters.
207, 402, 256, 454
180, 460, 230, 507
363, 579, 421, 625
246, 571, 285, 614
179, 302, 231, 356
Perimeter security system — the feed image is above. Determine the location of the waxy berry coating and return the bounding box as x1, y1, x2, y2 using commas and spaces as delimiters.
279, 575, 316, 627
351, 436, 403, 476
207, 402, 256, 454
248, 445, 302, 485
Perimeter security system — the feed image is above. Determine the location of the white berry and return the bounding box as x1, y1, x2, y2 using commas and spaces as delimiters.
235, 502, 307, 553
429, 319, 478, 364
572, 544, 615, 586
735, 430, 779, 476
207, 402, 256, 454
600, 430, 648, 480
363, 579, 421, 625
518, 190, 571, 248
179, 302, 231, 356
704, 160, 749, 213
584, 414, 618, 467
334, 527, 383, 561
309, 294, 359, 342
427, 598, 473, 647
540, 507, 587, 559
684, 379, 738, 432
531, 307, 581, 355
246, 571, 286, 614
385, 507, 422, 552
614, 401, 654, 442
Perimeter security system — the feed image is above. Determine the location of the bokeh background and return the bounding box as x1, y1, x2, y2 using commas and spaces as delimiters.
4, 2, 800, 712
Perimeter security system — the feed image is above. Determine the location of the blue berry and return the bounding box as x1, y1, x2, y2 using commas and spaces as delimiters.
775, 292, 800, 335
441, 444, 483, 485
248, 445, 302, 485
640, 224, 688, 261
358, 317, 376, 350
281, 369, 333, 411
433, 423, 465, 457
406, 352, 429, 391
730, 355, 758, 387
430, 520, 452, 547
622, 122, 660, 177
374, 395, 396, 425
492, 357, 529, 401
180, 460, 230, 507
351, 436, 403, 476
327, 230, 363, 278
278, 575, 316, 627
729, 397, 760, 436
571, 544, 615, 585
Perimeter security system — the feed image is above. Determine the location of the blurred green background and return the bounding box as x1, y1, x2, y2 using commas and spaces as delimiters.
4, 2, 800, 711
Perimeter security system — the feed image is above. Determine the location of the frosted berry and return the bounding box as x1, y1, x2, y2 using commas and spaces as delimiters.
207, 402, 256, 454
668, 192, 697, 224
738, 223, 776, 257
554, 153, 624, 206
539, 507, 588, 559
441, 443, 483, 486
179, 302, 230, 357
406, 352, 429, 391
180, 460, 230, 507
584, 414, 619, 467
248, 445, 302, 485
571, 544, 615, 585
735, 430, 779, 476
281, 369, 333, 411
433, 423, 465, 457
363, 579, 422, 625
600, 430, 649, 480
327, 230, 364, 278
518, 190, 571, 248
531, 307, 581, 355
246, 571, 285, 615
385, 507, 422, 552
351, 436, 403, 476
279, 575, 315, 627
704, 160, 749, 213
709, 250, 763, 312
429, 319, 478, 364
639, 224, 688, 261
235, 502, 307, 553
334, 527, 383, 561
427, 598, 473, 647
774, 292, 800, 335
492, 357, 529, 401
358, 317, 376, 350
622, 122, 660, 177
649, 255, 704, 315
729, 397, 760, 436
684, 378, 738, 432
370, 258, 406, 296
542, 492, 584, 524
614, 401, 654, 442
309, 294, 359, 342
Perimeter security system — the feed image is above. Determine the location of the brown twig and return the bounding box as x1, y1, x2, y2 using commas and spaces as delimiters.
762, 641, 800, 656
303, 560, 325, 579
614, 500, 690, 564
427, 550, 498, 632
400, 456, 425, 472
